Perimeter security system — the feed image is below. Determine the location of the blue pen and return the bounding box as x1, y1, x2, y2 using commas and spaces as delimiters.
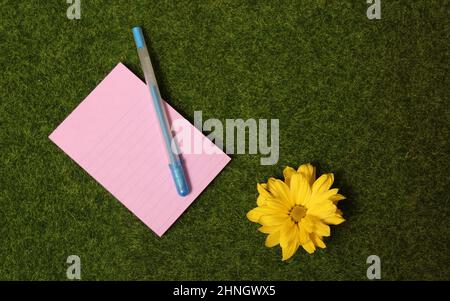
132, 26, 189, 196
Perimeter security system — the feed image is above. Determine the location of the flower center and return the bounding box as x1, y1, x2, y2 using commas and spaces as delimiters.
290, 205, 306, 223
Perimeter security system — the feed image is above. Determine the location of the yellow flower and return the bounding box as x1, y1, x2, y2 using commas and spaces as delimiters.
247, 163, 345, 261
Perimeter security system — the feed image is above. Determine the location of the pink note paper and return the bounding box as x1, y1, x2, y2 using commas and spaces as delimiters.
49, 63, 231, 236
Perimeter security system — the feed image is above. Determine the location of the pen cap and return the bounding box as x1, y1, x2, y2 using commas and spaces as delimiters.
169, 162, 190, 197
132, 26, 145, 49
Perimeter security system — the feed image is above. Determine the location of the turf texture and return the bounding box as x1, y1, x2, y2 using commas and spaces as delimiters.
0, 0, 449, 280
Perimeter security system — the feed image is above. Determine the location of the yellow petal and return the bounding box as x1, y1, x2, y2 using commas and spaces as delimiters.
330, 193, 346, 204
312, 173, 334, 195
310, 233, 326, 249
247, 207, 264, 222
256, 183, 272, 206
313, 220, 331, 237
246, 206, 283, 223
267, 178, 295, 208
265, 199, 291, 213
258, 225, 279, 234
311, 174, 327, 193
298, 221, 311, 245
323, 214, 345, 225
283, 166, 296, 186
311, 188, 339, 204
282, 240, 299, 261
299, 215, 314, 233
289, 173, 300, 203
306, 201, 337, 219
279, 220, 296, 248
256, 195, 266, 207
257, 183, 268, 193
259, 214, 290, 227
297, 163, 316, 185
290, 173, 311, 206
265, 231, 280, 247
302, 240, 316, 254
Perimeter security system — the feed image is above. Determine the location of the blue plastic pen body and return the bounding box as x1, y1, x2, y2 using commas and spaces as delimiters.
132, 26, 189, 197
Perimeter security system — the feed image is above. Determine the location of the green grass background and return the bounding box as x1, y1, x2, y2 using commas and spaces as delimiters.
1, 0, 449, 280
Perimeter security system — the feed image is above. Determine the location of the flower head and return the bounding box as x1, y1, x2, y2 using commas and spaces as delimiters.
247, 163, 345, 261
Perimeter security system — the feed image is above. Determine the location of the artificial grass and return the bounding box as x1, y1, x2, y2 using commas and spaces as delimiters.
0, 0, 449, 280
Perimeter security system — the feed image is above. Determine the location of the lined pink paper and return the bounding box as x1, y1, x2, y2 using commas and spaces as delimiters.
49, 63, 231, 236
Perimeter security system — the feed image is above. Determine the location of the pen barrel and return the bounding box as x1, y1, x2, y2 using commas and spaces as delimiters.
149, 84, 180, 164
133, 26, 189, 197
136, 47, 159, 88
134, 33, 179, 164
